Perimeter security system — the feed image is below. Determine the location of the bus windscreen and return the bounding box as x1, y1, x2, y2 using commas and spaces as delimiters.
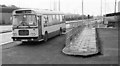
12, 15, 37, 27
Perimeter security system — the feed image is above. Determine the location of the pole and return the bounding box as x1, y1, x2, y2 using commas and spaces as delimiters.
59, 0, 60, 11
54, 0, 56, 11
101, 0, 102, 16
82, 0, 84, 24
50, 0, 52, 10
100, 0, 103, 24
82, 0, 84, 16
115, 0, 117, 13
105, 0, 106, 14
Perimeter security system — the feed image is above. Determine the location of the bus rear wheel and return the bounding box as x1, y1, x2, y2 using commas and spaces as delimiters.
44, 32, 48, 42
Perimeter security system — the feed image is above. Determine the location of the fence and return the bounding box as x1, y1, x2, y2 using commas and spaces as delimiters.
65, 21, 85, 46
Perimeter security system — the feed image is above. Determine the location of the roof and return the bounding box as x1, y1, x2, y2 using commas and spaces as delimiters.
13, 8, 65, 15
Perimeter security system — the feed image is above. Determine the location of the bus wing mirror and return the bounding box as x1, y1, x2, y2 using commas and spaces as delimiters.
10, 17, 12, 21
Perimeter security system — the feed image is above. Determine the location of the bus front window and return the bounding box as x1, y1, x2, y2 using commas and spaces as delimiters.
13, 15, 37, 27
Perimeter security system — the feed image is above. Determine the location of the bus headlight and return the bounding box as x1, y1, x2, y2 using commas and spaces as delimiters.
13, 33, 17, 36
31, 33, 36, 36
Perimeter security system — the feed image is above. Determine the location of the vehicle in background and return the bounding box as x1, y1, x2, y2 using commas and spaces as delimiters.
11, 9, 66, 42
104, 12, 120, 28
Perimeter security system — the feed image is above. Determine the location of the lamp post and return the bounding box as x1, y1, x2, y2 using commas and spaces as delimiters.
54, 0, 56, 11
115, 0, 117, 13
58, 0, 60, 11
50, 0, 52, 10
105, 0, 106, 15
101, 0, 102, 16
82, 0, 85, 25
82, 0, 84, 16
82, 0, 84, 20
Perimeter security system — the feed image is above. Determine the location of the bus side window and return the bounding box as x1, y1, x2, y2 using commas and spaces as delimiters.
43, 15, 48, 27
56, 15, 59, 22
48, 15, 52, 23
52, 15, 55, 21
59, 15, 60, 21
62, 15, 65, 21
55, 15, 57, 20
43, 15, 48, 23
60, 15, 62, 22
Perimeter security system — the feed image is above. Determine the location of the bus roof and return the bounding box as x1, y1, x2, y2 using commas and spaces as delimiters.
13, 8, 65, 15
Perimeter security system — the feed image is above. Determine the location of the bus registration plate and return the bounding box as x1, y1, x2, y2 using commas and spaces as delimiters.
19, 30, 29, 36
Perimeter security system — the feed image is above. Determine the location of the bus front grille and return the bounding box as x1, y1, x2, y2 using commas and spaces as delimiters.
19, 30, 29, 36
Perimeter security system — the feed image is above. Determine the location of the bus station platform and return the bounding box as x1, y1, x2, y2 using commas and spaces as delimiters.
63, 27, 99, 56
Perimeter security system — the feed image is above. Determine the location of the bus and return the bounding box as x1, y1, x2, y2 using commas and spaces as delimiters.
11, 9, 66, 42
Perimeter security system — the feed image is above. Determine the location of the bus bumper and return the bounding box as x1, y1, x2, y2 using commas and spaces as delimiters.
12, 37, 42, 41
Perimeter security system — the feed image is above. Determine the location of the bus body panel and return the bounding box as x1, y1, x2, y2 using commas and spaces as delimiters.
42, 23, 65, 35
12, 28, 39, 37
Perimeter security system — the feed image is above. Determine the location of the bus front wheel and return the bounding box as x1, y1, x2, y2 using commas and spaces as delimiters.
44, 32, 48, 42
59, 28, 62, 36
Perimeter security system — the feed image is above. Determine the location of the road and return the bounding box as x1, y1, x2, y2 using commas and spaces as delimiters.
2, 28, 118, 64
96, 28, 118, 64
1, 20, 118, 64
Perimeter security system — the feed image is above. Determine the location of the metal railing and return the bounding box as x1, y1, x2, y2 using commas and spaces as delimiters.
65, 21, 85, 46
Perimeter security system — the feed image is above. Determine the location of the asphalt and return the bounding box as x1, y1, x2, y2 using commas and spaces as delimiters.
2, 27, 118, 64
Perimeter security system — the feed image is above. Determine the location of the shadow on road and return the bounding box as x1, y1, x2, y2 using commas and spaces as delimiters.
63, 52, 103, 58
18, 35, 65, 47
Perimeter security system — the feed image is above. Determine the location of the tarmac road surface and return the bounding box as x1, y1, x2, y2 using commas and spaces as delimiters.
2, 28, 118, 64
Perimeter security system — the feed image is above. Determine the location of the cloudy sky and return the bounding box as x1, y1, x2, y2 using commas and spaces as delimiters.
1, 0, 120, 16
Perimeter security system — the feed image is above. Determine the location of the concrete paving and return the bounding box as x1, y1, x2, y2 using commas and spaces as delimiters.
0, 32, 13, 45
0, 25, 12, 33
63, 27, 98, 56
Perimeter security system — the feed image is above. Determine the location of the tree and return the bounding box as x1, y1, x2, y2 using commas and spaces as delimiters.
10, 5, 17, 8
1, 5, 7, 7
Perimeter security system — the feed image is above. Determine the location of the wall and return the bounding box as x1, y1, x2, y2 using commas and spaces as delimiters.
0, 13, 12, 25
0, 7, 18, 25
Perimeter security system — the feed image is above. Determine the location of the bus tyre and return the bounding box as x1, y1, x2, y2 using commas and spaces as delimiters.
44, 32, 48, 42
59, 28, 62, 36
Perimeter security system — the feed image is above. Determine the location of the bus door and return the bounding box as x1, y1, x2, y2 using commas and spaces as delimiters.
37, 16, 42, 39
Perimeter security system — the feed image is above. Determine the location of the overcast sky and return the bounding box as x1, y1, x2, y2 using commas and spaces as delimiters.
1, 0, 120, 16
